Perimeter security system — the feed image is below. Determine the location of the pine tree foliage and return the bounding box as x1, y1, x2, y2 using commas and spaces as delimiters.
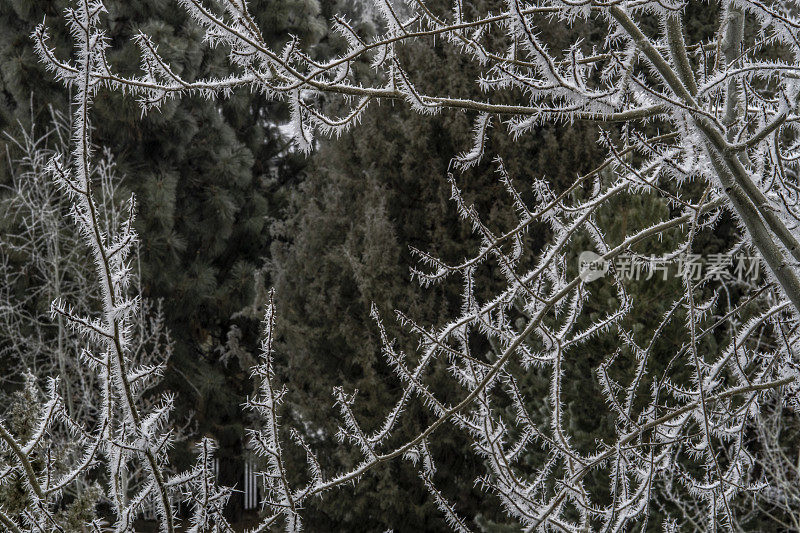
20, 0, 800, 530
265, 8, 608, 526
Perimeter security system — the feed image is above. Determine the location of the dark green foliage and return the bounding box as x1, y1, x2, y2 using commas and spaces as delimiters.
0, 375, 41, 518
94, 1, 325, 518
267, 4, 608, 528
264, 3, 748, 530
0, 1, 67, 134
0, 375, 102, 530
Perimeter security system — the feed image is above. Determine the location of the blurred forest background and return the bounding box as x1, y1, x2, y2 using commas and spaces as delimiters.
0, 0, 795, 531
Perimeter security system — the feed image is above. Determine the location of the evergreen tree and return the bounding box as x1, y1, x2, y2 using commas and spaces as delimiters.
265, 2, 731, 530
267, 5, 606, 528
